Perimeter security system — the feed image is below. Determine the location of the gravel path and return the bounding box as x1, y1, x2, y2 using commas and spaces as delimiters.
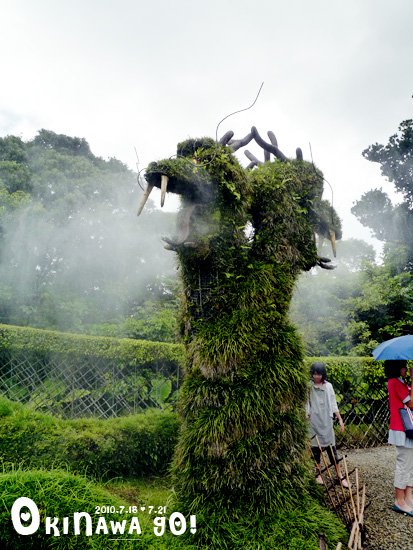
345, 446, 413, 550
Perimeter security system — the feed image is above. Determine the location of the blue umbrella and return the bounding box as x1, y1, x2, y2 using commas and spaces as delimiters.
372, 335, 413, 360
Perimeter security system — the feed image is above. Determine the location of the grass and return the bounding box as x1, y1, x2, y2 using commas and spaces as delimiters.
102, 477, 348, 549
105, 476, 174, 509
0, 395, 179, 480
0, 396, 347, 548
0, 469, 347, 549
0, 468, 198, 549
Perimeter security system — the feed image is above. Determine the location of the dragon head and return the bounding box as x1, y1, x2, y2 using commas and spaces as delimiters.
140, 137, 249, 257
138, 127, 341, 271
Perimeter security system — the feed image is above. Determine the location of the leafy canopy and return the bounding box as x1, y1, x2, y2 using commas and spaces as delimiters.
0, 130, 177, 337
352, 118, 413, 269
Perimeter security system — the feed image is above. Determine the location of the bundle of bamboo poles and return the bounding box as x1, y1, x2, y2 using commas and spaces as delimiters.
314, 437, 367, 550
347, 468, 366, 550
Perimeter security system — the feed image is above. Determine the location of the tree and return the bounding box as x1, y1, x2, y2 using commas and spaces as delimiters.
363, 119, 413, 203
352, 118, 413, 270
345, 257, 413, 355
0, 136, 32, 220
347, 118, 413, 350
0, 135, 28, 164
31, 129, 93, 158
0, 130, 177, 334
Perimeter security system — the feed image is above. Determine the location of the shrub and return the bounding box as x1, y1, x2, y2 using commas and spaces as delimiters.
0, 323, 185, 366
192, 498, 347, 549
0, 469, 345, 550
0, 397, 179, 479
0, 469, 159, 549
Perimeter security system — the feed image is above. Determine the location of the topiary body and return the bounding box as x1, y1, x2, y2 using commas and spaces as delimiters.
142, 133, 342, 545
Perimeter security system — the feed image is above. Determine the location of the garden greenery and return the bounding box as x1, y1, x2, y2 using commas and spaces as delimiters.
0, 469, 345, 550
0, 354, 386, 548
143, 136, 344, 547
0, 470, 143, 550
0, 323, 185, 365
0, 323, 185, 415
0, 397, 179, 479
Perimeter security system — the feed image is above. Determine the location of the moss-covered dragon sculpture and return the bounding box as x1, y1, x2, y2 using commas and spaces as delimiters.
138, 126, 342, 545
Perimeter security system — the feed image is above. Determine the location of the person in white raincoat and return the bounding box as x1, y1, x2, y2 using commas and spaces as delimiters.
306, 362, 347, 486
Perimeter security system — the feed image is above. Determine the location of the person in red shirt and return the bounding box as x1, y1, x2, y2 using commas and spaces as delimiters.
386, 360, 413, 515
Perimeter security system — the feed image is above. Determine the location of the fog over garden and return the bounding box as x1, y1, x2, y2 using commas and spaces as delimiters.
1, 117, 413, 358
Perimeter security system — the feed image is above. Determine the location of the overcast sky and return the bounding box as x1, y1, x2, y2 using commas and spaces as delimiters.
1, 0, 412, 254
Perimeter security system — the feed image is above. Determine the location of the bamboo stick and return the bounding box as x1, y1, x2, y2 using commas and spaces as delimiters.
313, 439, 368, 550
359, 484, 366, 524
355, 468, 361, 549
348, 521, 357, 549
355, 484, 366, 550
328, 444, 353, 522
343, 455, 358, 523
314, 442, 337, 513
356, 468, 360, 517
317, 438, 350, 522
352, 523, 359, 550
358, 484, 367, 549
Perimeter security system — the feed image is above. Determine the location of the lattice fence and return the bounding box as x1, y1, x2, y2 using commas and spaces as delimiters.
334, 384, 389, 449
0, 349, 181, 418
0, 346, 391, 448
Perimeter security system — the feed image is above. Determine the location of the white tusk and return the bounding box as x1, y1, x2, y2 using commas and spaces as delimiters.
160, 175, 169, 207
137, 184, 154, 216
329, 230, 337, 258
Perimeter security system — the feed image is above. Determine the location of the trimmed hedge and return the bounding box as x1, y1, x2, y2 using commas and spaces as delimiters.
0, 325, 383, 388
305, 356, 385, 388
0, 324, 393, 448
0, 325, 393, 389
0, 323, 186, 417
0, 396, 179, 479
0, 326, 385, 386
0, 323, 186, 366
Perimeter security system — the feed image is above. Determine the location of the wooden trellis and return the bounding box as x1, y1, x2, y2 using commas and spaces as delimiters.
315, 437, 367, 550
